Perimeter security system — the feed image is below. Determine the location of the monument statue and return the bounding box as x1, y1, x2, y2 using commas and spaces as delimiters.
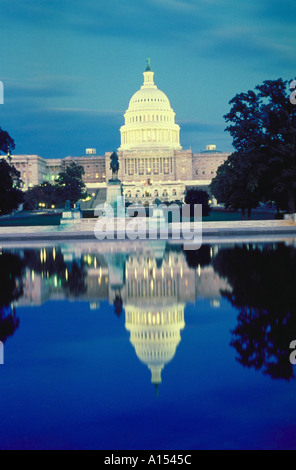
65, 199, 71, 210
146, 57, 151, 71
110, 151, 120, 181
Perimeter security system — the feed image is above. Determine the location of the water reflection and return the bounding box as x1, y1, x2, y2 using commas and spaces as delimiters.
0, 253, 23, 343
213, 243, 296, 380
2, 240, 296, 384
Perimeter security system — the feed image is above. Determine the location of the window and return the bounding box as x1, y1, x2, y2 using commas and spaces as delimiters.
128, 159, 134, 175
138, 159, 144, 175
163, 158, 169, 174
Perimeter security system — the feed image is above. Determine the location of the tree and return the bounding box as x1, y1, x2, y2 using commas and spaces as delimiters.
55, 161, 87, 207
0, 157, 24, 215
0, 127, 15, 155
210, 152, 261, 219
24, 182, 57, 210
211, 78, 296, 214
0, 128, 23, 215
185, 189, 210, 216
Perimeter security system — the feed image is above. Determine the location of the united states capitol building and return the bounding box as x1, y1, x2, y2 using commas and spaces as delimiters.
11, 61, 229, 205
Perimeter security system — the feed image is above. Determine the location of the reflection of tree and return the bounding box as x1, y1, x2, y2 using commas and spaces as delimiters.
183, 244, 211, 269
0, 253, 24, 342
23, 249, 87, 297
62, 261, 87, 297
213, 244, 296, 380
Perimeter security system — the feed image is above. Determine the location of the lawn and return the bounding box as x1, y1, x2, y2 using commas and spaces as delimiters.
0, 208, 277, 226
0, 213, 62, 226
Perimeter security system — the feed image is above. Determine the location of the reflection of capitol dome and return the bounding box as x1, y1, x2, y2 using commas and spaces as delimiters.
119, 61, 182, 151
125, 303, 185, 390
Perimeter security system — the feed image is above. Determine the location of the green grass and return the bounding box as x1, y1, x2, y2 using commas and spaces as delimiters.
0, 208, 277, 226
202, 210, 276, 222
0, 214, 62, 226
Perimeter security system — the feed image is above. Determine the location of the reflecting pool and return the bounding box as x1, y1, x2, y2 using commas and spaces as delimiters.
1, 239, 296, 450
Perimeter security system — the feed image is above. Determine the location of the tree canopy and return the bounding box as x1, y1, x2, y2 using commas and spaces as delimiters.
24, 161, 88, 209
0, 127, 15, 155
55, 161, 87, 206
185, 188, 210, 216
210, 78, 296, 215
0, 128, 23, 215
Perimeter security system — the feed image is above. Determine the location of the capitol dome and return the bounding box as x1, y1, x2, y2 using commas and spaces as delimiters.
119, 61, 182, 151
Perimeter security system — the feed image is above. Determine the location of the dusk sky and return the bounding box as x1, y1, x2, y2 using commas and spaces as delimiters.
0, 0, 295, 158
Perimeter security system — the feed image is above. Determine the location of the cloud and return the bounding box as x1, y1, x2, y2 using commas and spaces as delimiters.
4, 79, 76, 105
3, 103, 123, 158
179, 119, 224, 134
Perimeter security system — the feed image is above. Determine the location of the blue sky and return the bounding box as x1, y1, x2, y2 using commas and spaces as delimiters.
0, 0, 295, 158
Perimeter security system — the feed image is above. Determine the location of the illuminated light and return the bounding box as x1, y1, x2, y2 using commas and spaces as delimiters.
51, 204, 55, 209
43, 249, 47, 263
150, 280, 154, 291
98, 276, 101, 285
153, 268, 156, 279
180, 266, 183, 278
40, 250, 43, 263
198, 264, 201, 277
65, 269, 68, 281
53, 247, 56, 261
162, 267, 164, 278
32, 270, 35, 282
134, 268, 137, 279
94, 257, 97, 269
210, 247, 213, 258
54, 275, 58, 288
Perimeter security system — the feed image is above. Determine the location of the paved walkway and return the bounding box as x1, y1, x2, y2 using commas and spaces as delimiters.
0, 218, 295, 242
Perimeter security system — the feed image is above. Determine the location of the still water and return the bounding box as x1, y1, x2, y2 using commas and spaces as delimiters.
1, 239, 296, 450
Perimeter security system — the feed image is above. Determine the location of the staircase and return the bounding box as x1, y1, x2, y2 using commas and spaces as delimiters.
80, 188, 107, 210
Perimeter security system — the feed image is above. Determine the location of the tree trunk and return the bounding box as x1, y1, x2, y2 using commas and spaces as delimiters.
241, 208, 245, 220
247, 208, 252, 219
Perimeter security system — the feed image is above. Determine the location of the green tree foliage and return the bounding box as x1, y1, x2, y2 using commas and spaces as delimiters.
211, 78, 296, 214
210, 152, 261, 219
185, 189, 210, 216
24, 182, 57, 210
0, 157, 24, 215
0, 128, 23, 215
0, 127, 15, 155
55, 161, 87, 206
